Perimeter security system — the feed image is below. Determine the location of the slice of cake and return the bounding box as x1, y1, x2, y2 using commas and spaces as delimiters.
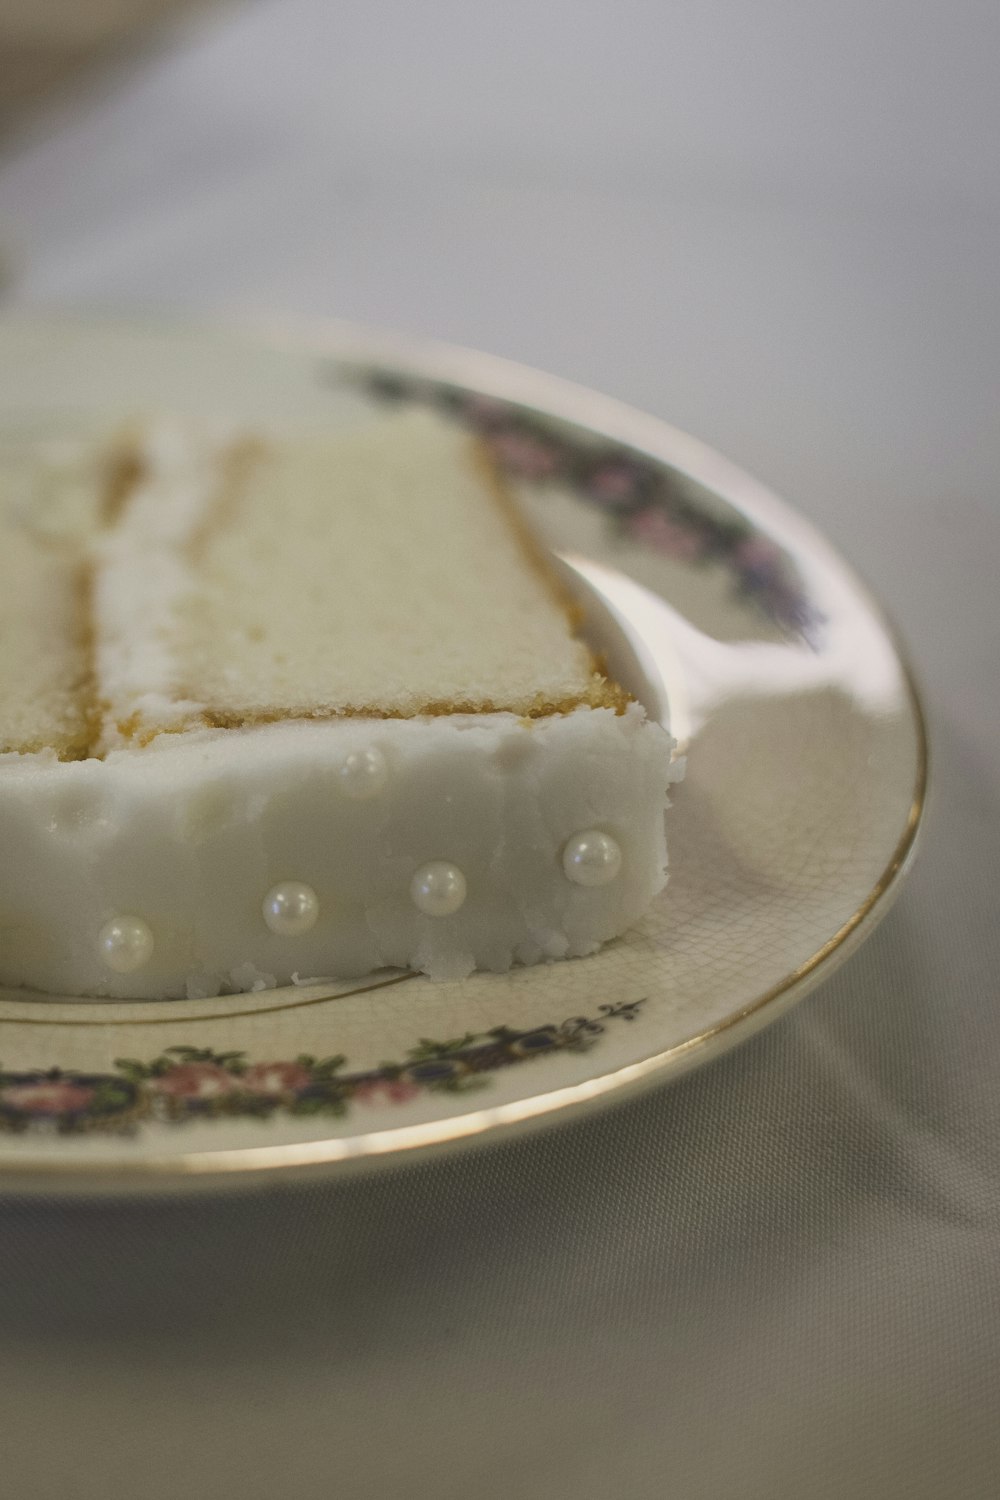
0, 410, 677, 999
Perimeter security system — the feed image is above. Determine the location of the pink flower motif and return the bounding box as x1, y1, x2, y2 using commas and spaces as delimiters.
586, 460, 640, 507
240, 1061, 313, 1096
1, 1078, 95, 1115
352, 1076, 421, 1106
628, 508, 704, 560
463, 394, 511, 430
486, 431, 559, 479
151, 1063, 238, 1100
734, 536, 781, 571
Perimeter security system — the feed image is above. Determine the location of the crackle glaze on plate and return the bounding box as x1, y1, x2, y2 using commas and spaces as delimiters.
0, 317, 926, 1191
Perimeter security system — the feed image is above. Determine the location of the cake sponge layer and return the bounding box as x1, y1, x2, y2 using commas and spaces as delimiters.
94, 411, 622, 749
0, 529, 91, 757
0, 430, 115, 757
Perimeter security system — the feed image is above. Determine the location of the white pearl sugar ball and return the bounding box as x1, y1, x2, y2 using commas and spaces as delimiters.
562, 830, 623, 887
338, 746, 388, 800
410, 861, 467, 917
98, 915, 155, 973
262, 881, 320, 936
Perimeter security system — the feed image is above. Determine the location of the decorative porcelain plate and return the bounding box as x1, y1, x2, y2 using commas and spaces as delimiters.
0, 317, 926, 1191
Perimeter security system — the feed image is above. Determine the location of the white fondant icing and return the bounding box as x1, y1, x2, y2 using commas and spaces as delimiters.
90, 421, 234, 751
562, 830, 623, 887
0, 705, 675, 998
411, 861, 467, 917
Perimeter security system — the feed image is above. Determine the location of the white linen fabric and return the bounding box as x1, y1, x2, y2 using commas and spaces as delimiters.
0, 4, 998, 1496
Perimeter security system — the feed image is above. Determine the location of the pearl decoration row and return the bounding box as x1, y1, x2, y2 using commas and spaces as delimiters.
97, 830, 623, 972
262, 881, 320, 936
561, 829, 623, 887
337, 745, 389, 801
98, 915, 155, 975
410, 861, 468, 917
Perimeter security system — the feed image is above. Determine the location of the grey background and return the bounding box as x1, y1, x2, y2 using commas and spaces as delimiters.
1, 3, 998, 1495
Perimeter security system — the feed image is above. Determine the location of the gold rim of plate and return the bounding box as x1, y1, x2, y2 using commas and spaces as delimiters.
0, 316, 929, 1189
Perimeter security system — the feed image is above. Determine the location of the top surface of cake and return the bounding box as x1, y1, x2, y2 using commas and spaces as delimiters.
0, 410, 623, 758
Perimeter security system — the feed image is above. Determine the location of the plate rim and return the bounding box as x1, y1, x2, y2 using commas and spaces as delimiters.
0, 313, 929, 1190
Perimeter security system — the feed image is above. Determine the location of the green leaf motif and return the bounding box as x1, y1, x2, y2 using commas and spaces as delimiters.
114, 1058, 150, 1081
407, 1033, 478, 1063
1, 1001, 647, 1135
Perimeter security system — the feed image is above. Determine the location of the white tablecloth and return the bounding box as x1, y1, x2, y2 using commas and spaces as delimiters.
1, 4, 999, 1495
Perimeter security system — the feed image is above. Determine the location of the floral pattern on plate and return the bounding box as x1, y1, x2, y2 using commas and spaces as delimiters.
0, 1001, 645, 1135
343, 367, 821, 640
